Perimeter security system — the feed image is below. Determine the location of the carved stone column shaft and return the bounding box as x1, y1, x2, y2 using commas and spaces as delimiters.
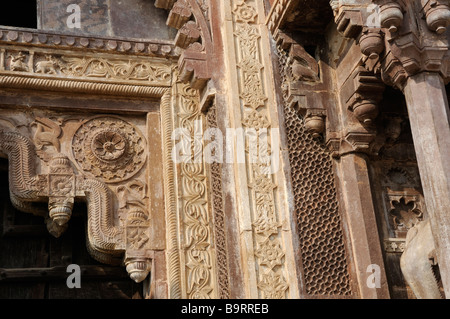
335, 153, 390, 298
403, 72, 450, 298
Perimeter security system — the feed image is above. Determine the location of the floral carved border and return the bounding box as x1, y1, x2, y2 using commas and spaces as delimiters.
231, 0, 289, 299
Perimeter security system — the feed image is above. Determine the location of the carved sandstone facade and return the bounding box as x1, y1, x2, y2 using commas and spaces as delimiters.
0, 0, 449, 299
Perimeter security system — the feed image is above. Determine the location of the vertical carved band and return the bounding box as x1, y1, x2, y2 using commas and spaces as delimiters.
206, 103, 231, 299
176, 81, 217, 299
161, 90, 183, 298
231, 0, 289, 298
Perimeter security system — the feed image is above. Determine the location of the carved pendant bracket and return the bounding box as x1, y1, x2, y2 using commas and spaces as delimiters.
329, 0, 450, 88
277, 36, 328, 139
0, 120, 153, 283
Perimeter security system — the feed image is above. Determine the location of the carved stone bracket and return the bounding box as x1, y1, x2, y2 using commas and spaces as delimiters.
157, 0, 214, 90
329, 0, 450, 88
0, 120, 153, 283
342, 66, 386, 125
276, 36, 329, 138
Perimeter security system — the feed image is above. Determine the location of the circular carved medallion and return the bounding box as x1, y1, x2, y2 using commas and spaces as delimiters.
72, 117, 146, 183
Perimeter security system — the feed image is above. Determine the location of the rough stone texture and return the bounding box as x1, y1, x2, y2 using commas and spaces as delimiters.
38, 0, 176, 40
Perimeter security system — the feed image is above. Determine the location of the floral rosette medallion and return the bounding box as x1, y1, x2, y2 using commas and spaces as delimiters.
72, 117, 146, 183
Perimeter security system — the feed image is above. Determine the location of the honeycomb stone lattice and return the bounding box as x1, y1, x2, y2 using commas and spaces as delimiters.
279, 48, 352, 296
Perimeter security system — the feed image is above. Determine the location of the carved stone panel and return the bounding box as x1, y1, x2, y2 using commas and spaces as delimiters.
0, 107, 163, 286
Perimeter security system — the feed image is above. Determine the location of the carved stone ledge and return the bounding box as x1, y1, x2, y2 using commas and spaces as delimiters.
0, 27, 177, 59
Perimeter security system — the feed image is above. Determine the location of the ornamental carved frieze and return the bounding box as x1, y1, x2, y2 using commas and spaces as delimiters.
0, 38, 173, 99
0, 110, 157, 285
2, 49, 172, 86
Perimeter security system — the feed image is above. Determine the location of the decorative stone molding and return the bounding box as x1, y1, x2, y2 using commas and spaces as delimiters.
384, 238, 406, 253
0, 47, 172, 83
177, 82, 216, 299
160, 91, 183, 298
387, 193, 424, 237
164, 80, 218, 299
205, 102, 231, 299
0, 43, 173, 99
0, 27, 177, 58
72, 117, 147, 184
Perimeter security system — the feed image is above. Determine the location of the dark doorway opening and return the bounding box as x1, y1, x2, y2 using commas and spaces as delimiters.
0, 158, 143, 299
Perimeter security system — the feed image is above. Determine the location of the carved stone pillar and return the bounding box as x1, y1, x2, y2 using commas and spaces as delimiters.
219, 0, 301, 298
403, 72, 450, 297
334, 152, 390, 298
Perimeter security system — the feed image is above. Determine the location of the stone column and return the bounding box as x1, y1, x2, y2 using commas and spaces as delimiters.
335, 152, 390, 298
403, 72, 450, 298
